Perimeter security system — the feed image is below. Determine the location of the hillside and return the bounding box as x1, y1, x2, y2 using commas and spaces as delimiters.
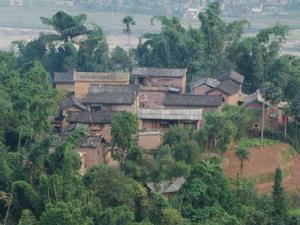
222, 143, 300, 193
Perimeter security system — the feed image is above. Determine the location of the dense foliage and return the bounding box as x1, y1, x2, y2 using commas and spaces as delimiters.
1, 3, 300, 224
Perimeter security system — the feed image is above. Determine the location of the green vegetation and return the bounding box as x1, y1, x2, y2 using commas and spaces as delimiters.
235, 147, 250, 177
1, 2, 300, 224
238, 138, 280, 148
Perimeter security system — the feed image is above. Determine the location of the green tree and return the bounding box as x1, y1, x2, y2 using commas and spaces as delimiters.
122, 16, 136, 35
202, 112, 236, 155
83, 164, 140, 209
235, 147, 250, 177
137, 16, 204, 80
163, 125, 190, 148
111, 46, 132, 71
173, 140, 201, 164
77, 24, 110, 72
40, 11, 88, 41
39, 201, 93, 225
272, 168, 287, 225
199, 1, 248, 76
11, 181, 40, 222
101, 205, 135, 225
111, 112, 139, 166
161, 207, 187, 225
222, 105, 256, 139
18, 209, 37, 225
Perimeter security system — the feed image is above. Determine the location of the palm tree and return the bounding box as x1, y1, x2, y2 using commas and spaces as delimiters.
40, 11, 88, 42
122, 15, 135, 34
122, 16, 135, 49
235, 147, 250, 177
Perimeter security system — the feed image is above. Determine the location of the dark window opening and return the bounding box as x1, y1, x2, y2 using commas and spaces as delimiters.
91, 104, 102, 111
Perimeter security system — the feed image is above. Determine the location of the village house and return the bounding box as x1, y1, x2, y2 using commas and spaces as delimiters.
85, 84, 139, 113
243, 90, 268, 131
189, 71, 244, 105
74, 72, 130, 99
138, 94, 222, 150
53, 71, 130, 98
132, 67, 187, 92
190, 77, 220, 95
53, 67, 234, 167
244, 90, 289, 132
63, 86, 137, 136
132, 67, 188, 108
67, 111, 114, 141
75, 135, 113, 175
53, 71, 75, 93
207, 79, 243, 105
53, 94, 88, 132
146, 177, 186, 198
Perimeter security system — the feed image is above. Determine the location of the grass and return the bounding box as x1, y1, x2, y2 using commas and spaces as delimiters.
246, 167, 290, 185
238, 138, 279, 149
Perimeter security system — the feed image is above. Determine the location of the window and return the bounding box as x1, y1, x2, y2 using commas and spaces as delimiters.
91, 104, 102, 111
137, 77, 145, 85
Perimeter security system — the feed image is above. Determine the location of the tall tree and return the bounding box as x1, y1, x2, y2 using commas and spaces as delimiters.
235, 147, 250, 177
111, 112, 138, 166
202, 112, 236, 155
40, 11, 88, 41
198, 1, 248, 76
122, 16, 136, 35
18, 210, 37, 225
272, 168, 287, 225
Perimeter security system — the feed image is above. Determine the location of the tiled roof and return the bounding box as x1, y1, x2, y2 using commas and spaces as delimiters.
163, 93, 222, 108
190, 77, 220, 89
74, 72, 129, 83
53, 71, 74, 83
146, 177, 186, 194
86, 92, 135, 105
138, 108, 203, 120
67, 111, 115, 124
213, 80, 241, 95
132, 67, 187, 78
243, 90, 267, 106
219, 71, 244, 84
89, 84, 138, 94
59, 96, 87, 110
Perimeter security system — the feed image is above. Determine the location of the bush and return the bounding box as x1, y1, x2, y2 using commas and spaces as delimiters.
238, 138, 279, 148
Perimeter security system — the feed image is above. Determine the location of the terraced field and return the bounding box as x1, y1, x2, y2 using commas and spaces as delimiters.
222, 143, 300, 194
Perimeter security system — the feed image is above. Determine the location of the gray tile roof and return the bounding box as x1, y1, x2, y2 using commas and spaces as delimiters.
59, 96, 87, 110
163, 94, 222, 108
86, 92, 135, 105
132, 67, 187, 78
243, 90, 267, 106
190, 77, 220, 89
146, 177, 185, 194
212, 80, 241, 95
53, 71, 74, 83
74, 72, 130, 82
89, 84, 138, 94
219, 71, 244, 84
67, 111, 115, 124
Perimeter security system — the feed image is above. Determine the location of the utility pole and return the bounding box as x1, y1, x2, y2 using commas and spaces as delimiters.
260, 100, 265, 150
